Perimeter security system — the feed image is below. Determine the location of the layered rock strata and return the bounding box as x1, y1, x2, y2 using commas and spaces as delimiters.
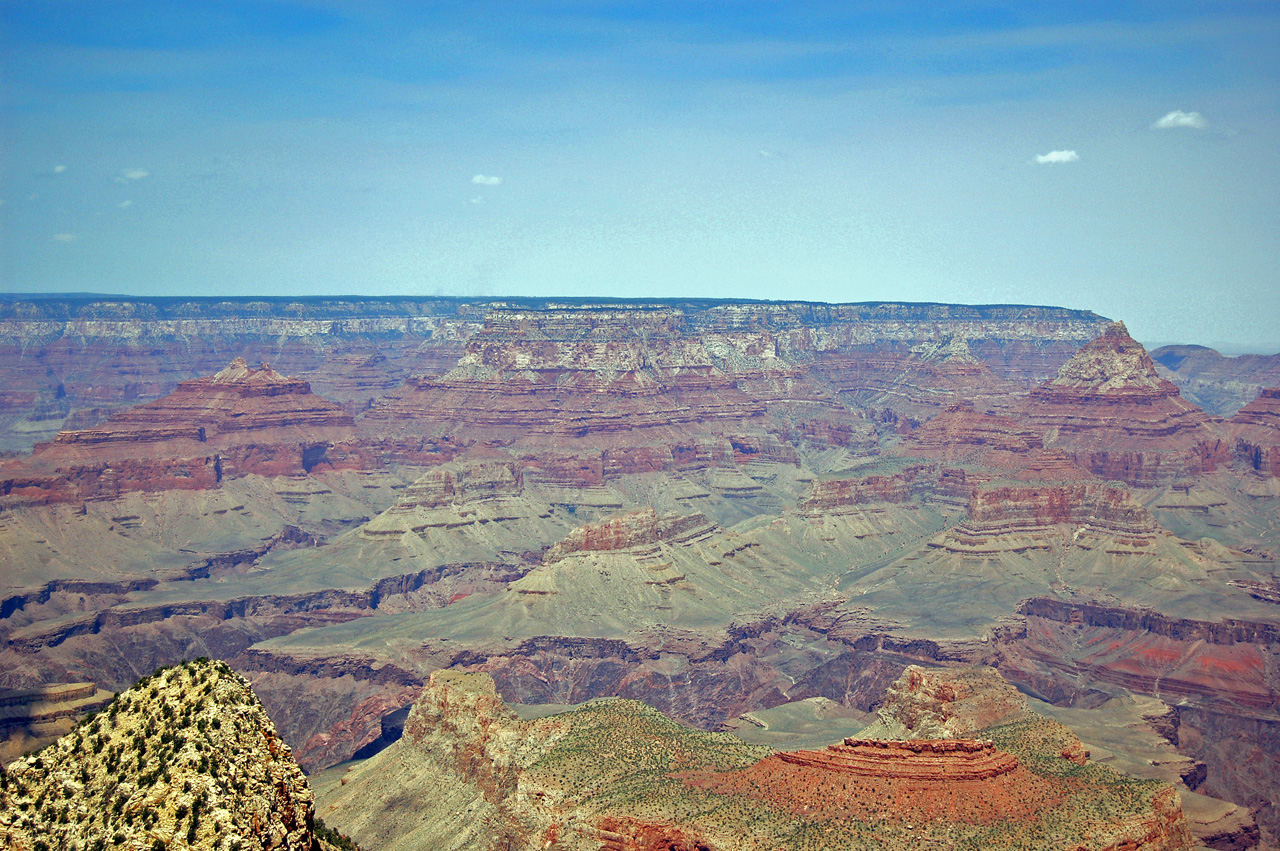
778, 736, 1019, 780
941, 483, 1158, 554
1019, 323, 1228, 486
0, 358, 359, 505
811, 335, 1021, 424
544, 507, 718, 562
1230, 387, 1280, 476
362, 307, 769, 446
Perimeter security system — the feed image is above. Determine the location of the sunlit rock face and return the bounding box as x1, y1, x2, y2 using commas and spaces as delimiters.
0, 358, 360, 506
0, 659, 316, 851
1019, 323, 1229, 486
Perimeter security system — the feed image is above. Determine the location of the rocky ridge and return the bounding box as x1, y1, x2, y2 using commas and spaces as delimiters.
0, 658, 315, 851
315, 666, 1193, 851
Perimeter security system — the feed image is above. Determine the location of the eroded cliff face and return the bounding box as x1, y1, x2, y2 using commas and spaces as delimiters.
1231, 387, 1280, 476
1020, 323, 1229, 486
0, 658, 315, 851
1, 358, 362, 507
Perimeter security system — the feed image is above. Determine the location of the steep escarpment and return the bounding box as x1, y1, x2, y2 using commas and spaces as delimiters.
0, 658, 315, 851
1231, 387, 1280, 476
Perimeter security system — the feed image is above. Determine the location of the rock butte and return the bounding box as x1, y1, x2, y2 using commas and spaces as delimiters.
1019, 322, 1229, 486
1, 358, 360, 506
777, 736, 1019, 780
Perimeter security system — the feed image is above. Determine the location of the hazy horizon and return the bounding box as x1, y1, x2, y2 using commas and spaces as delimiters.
2, 2, 1277, 349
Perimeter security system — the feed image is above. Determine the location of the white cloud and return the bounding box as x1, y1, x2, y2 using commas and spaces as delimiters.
471, 174, 501, 185
118, 200, 134, 209
117, 168, 151, 182
52, 233, 75, 242
470, 196, 484, 204
53, 165, 67, 174
1034, 150, 1079, 164
1151, 110, 1207, 130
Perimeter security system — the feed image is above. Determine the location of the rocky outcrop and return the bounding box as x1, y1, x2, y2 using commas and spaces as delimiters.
799, 466, 932, 513
1230, 387, 1280, 476
0, 359, 361, 506
1019, 323, 1228, 486
940, 482, 1158, 553
778, 736, 1019, 780
544, 508, 717, 562
0, 658, 315, 851
858, 665, 1030, 740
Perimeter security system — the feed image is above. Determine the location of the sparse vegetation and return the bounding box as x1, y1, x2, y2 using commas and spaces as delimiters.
0, 658, 316, 850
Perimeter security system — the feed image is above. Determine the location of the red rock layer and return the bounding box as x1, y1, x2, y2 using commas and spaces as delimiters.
682, 749, 1064, 827
1018, 323, 1228, 486
0, 359, 360, 505
545, 508, 717, 561
778, 736, 1018, 781
799, 466, 934, 513
896, 403, 1099, 481
1230, 387, 1280, 476
943, 483, 1157, 550
898, 402, 1042, 459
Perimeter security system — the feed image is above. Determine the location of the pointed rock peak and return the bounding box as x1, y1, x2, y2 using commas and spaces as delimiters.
1047, 320, 1165, 391
211, 357, 286, 384
214, 357, 251, 381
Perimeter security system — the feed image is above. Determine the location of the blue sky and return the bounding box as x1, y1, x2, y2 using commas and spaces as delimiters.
2, 1, 1278, 349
